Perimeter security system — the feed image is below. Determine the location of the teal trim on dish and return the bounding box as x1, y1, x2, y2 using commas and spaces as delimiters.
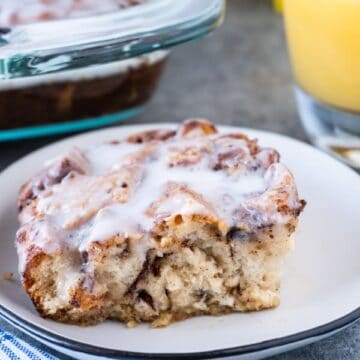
0, 106, 144, 141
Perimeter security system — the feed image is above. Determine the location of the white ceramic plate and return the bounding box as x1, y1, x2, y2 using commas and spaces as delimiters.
0, 124, 359, 360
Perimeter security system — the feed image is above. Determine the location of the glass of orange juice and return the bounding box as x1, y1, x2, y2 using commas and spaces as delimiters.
283, 0, 360, 149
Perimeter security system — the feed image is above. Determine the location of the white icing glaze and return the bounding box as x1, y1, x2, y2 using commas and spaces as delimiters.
85, 142, 141, 175
85, 205, 142, 246
16, 124, 303, 273
0, 50, 168, 90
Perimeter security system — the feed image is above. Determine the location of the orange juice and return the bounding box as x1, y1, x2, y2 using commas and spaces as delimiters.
284, 0, 360, 112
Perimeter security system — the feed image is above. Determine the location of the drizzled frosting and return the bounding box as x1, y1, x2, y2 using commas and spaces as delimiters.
16, 120, 304, 273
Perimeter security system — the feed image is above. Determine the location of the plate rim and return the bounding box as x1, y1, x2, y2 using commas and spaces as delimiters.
1, 304, 359, 359
0, 123, 359, 359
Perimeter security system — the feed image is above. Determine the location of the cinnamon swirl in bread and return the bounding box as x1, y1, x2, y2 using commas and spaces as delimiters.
16, 119, 305, 327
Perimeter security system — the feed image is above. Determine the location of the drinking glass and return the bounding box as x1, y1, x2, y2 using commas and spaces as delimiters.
283, 0, 360, 167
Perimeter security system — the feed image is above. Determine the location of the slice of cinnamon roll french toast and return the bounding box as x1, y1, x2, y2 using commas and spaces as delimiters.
16, 119, 305, 327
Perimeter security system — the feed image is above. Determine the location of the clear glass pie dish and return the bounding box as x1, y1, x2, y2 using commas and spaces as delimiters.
0, 0, 225, 140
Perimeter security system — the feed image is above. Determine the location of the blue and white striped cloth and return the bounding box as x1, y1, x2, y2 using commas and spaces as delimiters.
0, 329, 58, 360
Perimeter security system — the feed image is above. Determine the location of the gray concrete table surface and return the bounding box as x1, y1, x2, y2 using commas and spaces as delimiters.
0, 1, 358, 359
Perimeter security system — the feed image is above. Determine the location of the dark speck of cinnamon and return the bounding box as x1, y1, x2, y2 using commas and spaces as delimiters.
226, 227, 254, 241
70, 298, 81, 308
138, 289, 154, 309
297, 199, 307, 215
81, 251, 89, 264
16, 231, 26, 244
151, 257, 162, 277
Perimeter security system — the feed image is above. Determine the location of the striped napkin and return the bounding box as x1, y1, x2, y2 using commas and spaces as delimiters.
0, 329, 58, 360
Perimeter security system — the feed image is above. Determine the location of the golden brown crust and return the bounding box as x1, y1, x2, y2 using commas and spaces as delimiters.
177, 118, 218, 138
126, 129, 176, 144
